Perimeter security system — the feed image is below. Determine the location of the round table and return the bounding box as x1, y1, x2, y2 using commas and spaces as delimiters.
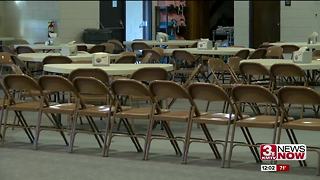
18, 52, 121, 63
241, 59, 320, 70
163, 47, 255, 56
13, 43, 96, 51
43, 63, 174, 76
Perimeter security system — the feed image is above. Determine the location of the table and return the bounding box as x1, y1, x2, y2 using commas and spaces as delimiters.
270, 42, 320, 50
241, 59, 320, 70
18, 52, 121, 63
44, 63, 174, 75
123, 40, 198, 47
13, 43, 96, 51
163, 47, 255, 56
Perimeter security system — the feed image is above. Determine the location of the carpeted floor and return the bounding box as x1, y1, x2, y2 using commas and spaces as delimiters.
0, 99, 319, 180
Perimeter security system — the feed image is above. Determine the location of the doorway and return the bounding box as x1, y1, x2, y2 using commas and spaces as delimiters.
125, 0, 152, 41
249, 1, 280, 48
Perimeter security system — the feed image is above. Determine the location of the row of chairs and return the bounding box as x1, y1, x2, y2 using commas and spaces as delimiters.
0, 69, 319, 174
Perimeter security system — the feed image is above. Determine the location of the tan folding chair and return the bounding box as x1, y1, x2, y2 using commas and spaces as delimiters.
34, 75, 82, 150
15, 46, 35, 54
227, 85, 280, 167
71, 77, 115, 153
270, 63, 307, 91
187, 83, 236, 166
278, 86, 320, 175
77, 45, 88, 52
107, 39, 125, 54
265, 46, 283, 59
69, 68, 110, 86
105, 79, 181, 157
141, 49, 162, 63
248, 48, 267, 59
42, 56, 72, 75
1, 74, 68, 145
146, 80, 220, 161
234, 49, 250, 59
131, 42, 152, 52
88, 45, 106, 53
115, 54, 136, 64
281, 44, 299, 59
240, 62, 271, 88
101, 42, 115, 53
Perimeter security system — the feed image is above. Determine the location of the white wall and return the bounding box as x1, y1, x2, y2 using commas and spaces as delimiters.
57, 1, 99, 43
125, 1, 143, 41
0, 2, 5, 36
2, 1, 99, 44
234, 1, 320, 46
281, 1, 320, 41
234, 1, 249, 47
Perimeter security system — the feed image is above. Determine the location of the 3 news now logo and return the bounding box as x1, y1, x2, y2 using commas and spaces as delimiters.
260, 144, 307, 160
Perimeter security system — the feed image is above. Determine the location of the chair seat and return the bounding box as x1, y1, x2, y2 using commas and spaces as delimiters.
193, 112, 235, 125
236, 115, 278, 128
42, 103, 77, 114
78, 105, 114, 117
154, 111, 191, 122
115, 107, 152, 119
8, 101, 41, 111
282, 118, 320, 131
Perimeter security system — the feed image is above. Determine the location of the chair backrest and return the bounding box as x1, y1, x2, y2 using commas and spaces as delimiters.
0, 45, 16, 54
77, 45, 88, 52
107, 39, 124, 53
248, 48, 267, 59
0, 52, 14, 65
172, 50, 197, 66
281, 45, 299, 54
278, 86, 320, 105
265, 46, 283, 59
115, 54, 136, 64
3, 74, 41, 93
234, 49, 250, 59
231, 85, 277, 104
111, 79, 153, 100
88, 45, 106, 53
73, 77, 112, 106
188, 82, 230, 103
39, 75, 77, 94
208, 58, 227, 73
131, 67, 168, 81
131, 42, 151, 51
313, 49, 320, 60
42, 55, 72, 65
101, 42, 115, 53
152, 47, 164, 57
68, 68, 110, 85
270, 63, 305, 79
240, 62, 270, 76
15, 46, 35, 54
258, 42, 273, 49
141, 49, 161, 63
10, 55, 31, 75
149, 80, 192, 100
227, 56, 242, 73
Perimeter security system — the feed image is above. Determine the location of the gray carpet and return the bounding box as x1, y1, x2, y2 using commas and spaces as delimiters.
1, 99, 319, 180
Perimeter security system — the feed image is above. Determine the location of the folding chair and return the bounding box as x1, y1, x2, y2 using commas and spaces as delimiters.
227, 85, 281, 167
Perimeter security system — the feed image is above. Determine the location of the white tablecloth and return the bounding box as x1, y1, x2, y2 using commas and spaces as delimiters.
163, 47, 255, 56
241, 59, 320, 70
43, 63, 173, 75
14, 43, 96, 50
18, 52, 121, 63
270, 42, 320, 49
123, 40, 198, 47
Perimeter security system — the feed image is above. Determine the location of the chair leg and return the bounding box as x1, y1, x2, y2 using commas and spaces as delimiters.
162, 121, 182, 156
226, 123, 237, 168
1, 109, 9, 144
143, 116, 155, 160
68, 114, 78, 153
182, 119, 193, 164
200, 123, 221, 159
221, 122, 232, 168
122, 118, 143, 152
33, 110, 43, 150
103, 114, 115, 157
